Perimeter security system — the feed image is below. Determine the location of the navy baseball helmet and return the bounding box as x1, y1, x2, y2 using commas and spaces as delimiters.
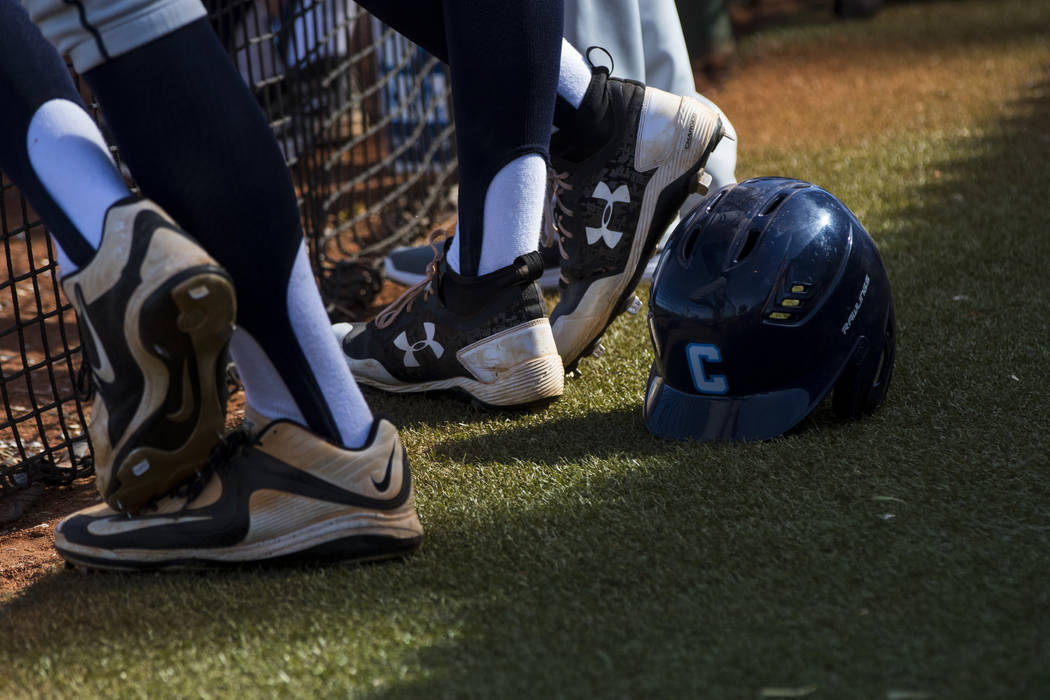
644, 177, 895, 442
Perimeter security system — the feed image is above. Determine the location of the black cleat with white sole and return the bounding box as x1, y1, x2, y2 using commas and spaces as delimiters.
548, 69, 724, 372
336, 235, 563, 408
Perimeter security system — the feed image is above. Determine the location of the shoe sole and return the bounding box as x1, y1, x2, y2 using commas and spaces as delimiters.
553, 95, 724, 373
111, 269, 236, 512
355, 355, 565, 410
54, 506, 423, 571
344, 318, 565, 408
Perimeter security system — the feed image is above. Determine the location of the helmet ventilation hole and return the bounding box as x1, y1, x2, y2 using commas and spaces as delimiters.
734, 229, 762, 262
873, 314, 896, 389
682, 227, 702, 260
681, 190, 730, 263
762, 194, 787, 216
707, 189, 729, 212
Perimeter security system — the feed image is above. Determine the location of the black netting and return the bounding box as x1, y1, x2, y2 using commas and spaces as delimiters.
0, 178, 93, 516
207, 0, 457, 321
0, 1, 457, 514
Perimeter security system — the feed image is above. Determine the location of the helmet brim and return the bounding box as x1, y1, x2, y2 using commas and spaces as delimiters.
643, 366, 815, 442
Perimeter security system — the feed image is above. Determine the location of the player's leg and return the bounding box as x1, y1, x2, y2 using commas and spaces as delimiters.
376, 0, 651, 291
0, 0, 235, 513
376, 1, 733, 352
0, 0, 127, 271
23, 0, 421, 567
345, 3, 726, 373
358, 1, 559, 277
336, 0, 566, 407
374, 1, 553, 292
77, 20, 375, 447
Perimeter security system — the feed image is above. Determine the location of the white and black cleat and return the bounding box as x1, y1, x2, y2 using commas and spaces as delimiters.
547, 69, 724, 373
338, 234, 563, 409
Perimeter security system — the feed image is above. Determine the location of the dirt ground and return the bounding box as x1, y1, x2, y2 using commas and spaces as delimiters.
0, 0, 869, 598
0, 481, 97, 597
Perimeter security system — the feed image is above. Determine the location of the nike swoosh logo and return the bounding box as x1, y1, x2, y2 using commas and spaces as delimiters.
372, 444, 397, 492
74, 283, 117, 384
87, 515, 211, 537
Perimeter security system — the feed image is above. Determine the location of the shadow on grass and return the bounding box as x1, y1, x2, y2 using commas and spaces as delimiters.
430, 405, 684, 465
427, 400, 893, 468
0, 449, 942, 693
0, 417, 1043, 697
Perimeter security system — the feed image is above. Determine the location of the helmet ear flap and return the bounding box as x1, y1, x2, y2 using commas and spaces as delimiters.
832, 304, 896, 419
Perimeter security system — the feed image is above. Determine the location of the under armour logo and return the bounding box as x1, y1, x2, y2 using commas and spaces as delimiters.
394, 322, 444, 367
586, 181, 630, 248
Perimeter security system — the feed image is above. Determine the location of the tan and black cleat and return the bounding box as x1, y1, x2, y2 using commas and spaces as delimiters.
53, 407, 423, 570
62, 196, 236, 514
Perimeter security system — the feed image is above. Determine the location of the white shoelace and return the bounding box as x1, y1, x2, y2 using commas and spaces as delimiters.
543, 168, 574, 263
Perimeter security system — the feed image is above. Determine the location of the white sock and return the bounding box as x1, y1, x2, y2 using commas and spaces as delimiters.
558, 38, 592, 109
447, 153, 547, 276
230, 241, 374, 449
479, 153, 547, 274
26, 98, 131, 274
445, 223, 464, 274
229, 327, 309, 428
447, 41, 591, 277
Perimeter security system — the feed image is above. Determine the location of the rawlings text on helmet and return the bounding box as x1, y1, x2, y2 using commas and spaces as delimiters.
841, 274, 870, 335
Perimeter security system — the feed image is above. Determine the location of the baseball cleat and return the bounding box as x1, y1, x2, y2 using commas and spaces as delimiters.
62, 197, 236, 514
336, 232, 563, 408
547, 70, 724, 372
53, 408, 423, 570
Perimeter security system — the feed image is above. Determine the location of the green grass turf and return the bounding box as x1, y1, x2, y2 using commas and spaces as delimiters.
2, 0, 1049, 696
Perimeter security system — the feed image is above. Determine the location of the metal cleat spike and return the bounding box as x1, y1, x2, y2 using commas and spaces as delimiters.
592, 341, 606, 359
626, 295, 643, 315
696, 171, 713, 196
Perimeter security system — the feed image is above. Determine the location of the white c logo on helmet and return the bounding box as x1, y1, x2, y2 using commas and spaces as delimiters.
686, 343, 729, 395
